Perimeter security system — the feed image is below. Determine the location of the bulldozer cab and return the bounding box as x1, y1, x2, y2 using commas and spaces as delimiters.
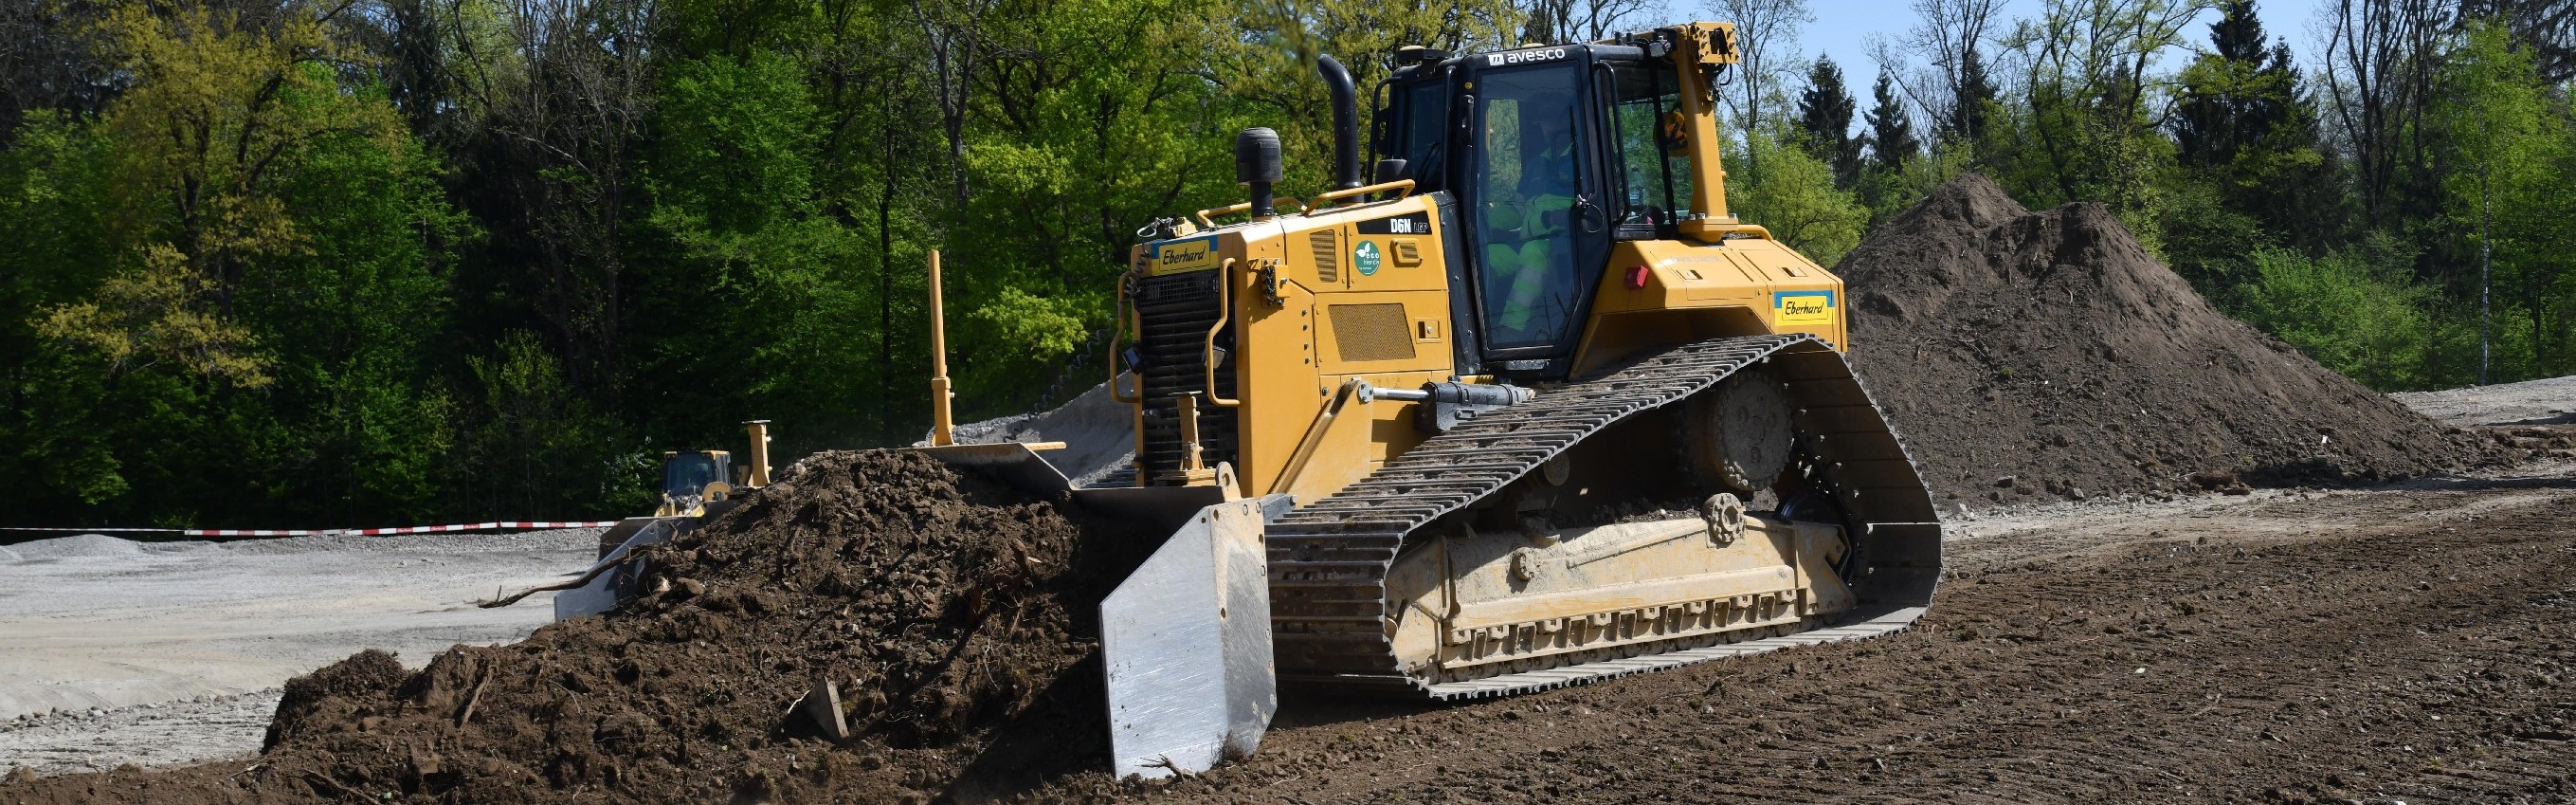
1375, 38, 1713, 380
655, 449, 734, 517
660, 450, 731, 499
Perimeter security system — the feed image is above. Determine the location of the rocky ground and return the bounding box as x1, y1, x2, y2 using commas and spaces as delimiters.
9, 456, 2569, 803
2393, 375, 2576, 427
1022, 460, 2576, 804
0, 529, 594, 775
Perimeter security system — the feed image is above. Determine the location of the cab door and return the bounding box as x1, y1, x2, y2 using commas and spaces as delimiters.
1460, 49, 1613, 377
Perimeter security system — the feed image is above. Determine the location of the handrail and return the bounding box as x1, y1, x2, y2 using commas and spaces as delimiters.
1305, 178, 1416, 210
1194, 196, 1307, 229
1204, 258, 1243, 407
1193, 203, 1249, 229
1108, 272, 1142, 404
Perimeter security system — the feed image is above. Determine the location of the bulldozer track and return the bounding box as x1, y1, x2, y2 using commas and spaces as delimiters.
1266, 334, 1942, 699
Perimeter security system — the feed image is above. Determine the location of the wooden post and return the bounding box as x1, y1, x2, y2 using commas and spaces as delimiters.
930, 250, 955, 446
742, 420, 772, 486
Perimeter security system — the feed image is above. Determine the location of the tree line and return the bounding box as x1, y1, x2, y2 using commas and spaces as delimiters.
0, 0, 2567, 527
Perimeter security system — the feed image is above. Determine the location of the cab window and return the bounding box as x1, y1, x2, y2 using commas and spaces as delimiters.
1604, 60, 1691, 238
1472, 63, 1588, 352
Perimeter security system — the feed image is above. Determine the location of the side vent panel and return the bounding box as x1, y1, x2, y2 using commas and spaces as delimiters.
1329, 302, 1417, 363
1310, 229, 1340, 284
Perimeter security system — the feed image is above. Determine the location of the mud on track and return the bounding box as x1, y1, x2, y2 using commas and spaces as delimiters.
1023, 467, 2576, 804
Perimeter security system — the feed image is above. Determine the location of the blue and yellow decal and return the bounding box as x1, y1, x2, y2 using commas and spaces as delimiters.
1771, 289, 1835, 324
1146, 235, 1221, 276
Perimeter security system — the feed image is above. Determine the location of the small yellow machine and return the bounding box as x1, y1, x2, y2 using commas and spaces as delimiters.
503, 420, 781, 617
924, 21, 1937, 706
591, 420, 775, 558
649, 420, 775, 518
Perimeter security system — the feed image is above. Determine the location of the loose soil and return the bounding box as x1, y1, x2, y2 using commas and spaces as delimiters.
1, 450, 1153, 804
1007, 467, 2576, 804
12, 465, 2572, 804
1836, 174, 2491, 508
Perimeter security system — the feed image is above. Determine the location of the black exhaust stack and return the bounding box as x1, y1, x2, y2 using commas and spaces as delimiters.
1317, 54, 1361, 191
1235, 127, 1283, 217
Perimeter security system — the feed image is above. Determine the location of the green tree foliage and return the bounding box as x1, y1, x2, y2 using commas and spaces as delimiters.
1990, 0, 2210, 251
2235, 239, 2432, 390
1864, 66, 1921, 175
1795, 56, 1862, 189
8, 0, 2576, 529
2428, 19, 2576, 380
1728, 125, 1871, 265
2159, 0, 2348, 295
1945, 46, 1998, 146
8, 0, 472, 525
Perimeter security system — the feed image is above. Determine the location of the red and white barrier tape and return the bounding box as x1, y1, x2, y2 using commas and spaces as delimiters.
0, 521, 620, 538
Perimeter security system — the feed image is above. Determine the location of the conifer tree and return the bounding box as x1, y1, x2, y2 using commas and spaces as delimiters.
1796, 56, 1862, 189
1866, 66, 1920, 174
1946, 46, 1997, 145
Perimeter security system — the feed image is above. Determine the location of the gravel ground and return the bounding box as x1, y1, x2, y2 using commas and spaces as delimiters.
0, 527, 597, 774
1039, 459, 2576, 805
2392, 375, 2576, 427
2, 380, 2569, 788
0, 690, 279, 776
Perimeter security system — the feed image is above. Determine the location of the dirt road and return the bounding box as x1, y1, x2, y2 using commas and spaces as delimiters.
0, 530, 591, 775
6, 469, 2571, 802
2394, 375, 2576, 427
1026, 466, 2576, 804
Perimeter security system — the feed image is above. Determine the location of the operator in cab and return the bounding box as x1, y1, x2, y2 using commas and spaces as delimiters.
1481, 83, 1584, 349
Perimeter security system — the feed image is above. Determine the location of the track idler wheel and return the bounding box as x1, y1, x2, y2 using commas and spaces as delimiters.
1682, 368, 1794, 495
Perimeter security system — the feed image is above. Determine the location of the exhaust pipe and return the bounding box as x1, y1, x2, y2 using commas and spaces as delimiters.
1317, 55, 1361, 191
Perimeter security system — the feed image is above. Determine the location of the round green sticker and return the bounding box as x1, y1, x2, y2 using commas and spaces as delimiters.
1353, 241, 1382, 276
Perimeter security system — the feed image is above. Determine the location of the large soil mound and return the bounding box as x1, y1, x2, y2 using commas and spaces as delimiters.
4, 450, 1149, 804
1839, 174, 2485, 507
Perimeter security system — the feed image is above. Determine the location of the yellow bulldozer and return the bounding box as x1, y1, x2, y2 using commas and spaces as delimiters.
910, 21, 1940, 773
546, 20, 1939, 778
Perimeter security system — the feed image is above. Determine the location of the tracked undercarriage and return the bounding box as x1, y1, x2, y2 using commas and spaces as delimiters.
1267, 335, 1941, 698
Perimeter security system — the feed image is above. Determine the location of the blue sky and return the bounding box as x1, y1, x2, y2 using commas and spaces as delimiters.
1788, 0, 2333, 81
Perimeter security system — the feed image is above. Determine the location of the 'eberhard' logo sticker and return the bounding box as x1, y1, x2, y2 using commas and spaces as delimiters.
1147, 236, 1219, 276
1773, 290, 1835, 324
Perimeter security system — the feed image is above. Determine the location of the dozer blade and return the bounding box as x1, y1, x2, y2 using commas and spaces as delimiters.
910, 442, 1231, 533
1099, 494, 1289, 778
910, 442, 1284, 777
553, 516, 699, 620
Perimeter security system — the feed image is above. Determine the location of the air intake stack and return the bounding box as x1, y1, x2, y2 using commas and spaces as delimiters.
1234, 127, 1284, 217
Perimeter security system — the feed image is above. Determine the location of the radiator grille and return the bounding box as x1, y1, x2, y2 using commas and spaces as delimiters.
1329, 302, 1416, 362
1133, 269, 1238, 482
1310, 230, 1340, 284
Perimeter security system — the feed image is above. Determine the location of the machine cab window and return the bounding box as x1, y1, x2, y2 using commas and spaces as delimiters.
1460, 55, 1613, 364
660, 451, 730, 500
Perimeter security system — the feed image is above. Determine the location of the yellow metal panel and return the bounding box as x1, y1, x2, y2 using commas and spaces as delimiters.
1325, 302, 1417, 362
1314, 290, 1451, 375
1570, 236, 1849, 374
1309, 229, 1341, 284
1218, 193, 1455, 498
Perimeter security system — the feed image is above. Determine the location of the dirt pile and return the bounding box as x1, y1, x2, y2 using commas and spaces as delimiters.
2479, 425, 2576, 461
3, 450, 1148, 804
1837, 174, 2488, 507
